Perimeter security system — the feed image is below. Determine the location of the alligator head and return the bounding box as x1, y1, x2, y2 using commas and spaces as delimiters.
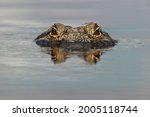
34, 22, 114, 42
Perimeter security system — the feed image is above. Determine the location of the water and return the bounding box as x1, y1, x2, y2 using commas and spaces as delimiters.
0, 0, 150, 99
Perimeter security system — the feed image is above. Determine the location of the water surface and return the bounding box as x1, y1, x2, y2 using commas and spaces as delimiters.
0, 0, 150, 99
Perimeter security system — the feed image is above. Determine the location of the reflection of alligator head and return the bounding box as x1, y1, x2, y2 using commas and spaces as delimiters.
34, 22, 117, 64
44, 47, 102, 64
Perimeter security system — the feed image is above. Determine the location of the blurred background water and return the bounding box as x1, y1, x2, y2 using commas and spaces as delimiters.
0, 0, 150, 99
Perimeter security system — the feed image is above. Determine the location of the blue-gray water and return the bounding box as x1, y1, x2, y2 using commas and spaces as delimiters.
0, 0, 150, 99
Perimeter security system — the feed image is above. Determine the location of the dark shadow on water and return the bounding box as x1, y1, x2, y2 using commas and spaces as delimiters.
35, 39, 118, 64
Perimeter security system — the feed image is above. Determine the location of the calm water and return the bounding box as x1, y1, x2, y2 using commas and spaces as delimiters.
0, 0, 150, 99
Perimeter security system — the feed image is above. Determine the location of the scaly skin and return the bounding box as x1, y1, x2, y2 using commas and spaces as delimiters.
34, 22, 117, 50
35, 22, 113, 42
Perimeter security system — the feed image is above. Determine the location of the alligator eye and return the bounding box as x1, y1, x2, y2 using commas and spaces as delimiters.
94, 29, 99, 35
51, 27, 58, 35
94, 28, 102, 37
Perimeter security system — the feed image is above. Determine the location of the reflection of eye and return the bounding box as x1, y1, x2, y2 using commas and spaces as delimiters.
51, 28, 57, 35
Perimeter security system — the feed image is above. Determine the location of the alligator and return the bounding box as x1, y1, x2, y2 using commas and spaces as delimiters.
34, 22, 117, 49
34, 22, 117, 64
